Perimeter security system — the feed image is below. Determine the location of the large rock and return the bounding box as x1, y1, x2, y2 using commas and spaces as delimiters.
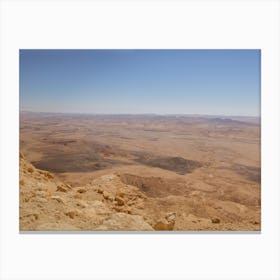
56, 184, 72, 192
153, 212, 176, 230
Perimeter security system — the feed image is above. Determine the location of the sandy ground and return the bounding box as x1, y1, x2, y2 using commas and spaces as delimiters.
20, 113, 260, 231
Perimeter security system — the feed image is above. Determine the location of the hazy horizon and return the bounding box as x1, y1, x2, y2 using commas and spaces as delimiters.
20, 110, 260, 118
20, 49, 261, 116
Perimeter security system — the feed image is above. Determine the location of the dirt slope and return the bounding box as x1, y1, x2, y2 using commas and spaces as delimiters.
19, 153, 153, 231
20, 153, 260, 231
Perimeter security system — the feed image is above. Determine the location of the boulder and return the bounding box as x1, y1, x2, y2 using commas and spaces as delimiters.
153, 212, 176, 230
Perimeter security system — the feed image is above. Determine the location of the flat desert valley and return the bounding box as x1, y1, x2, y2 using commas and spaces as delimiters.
19, 112, 261, 231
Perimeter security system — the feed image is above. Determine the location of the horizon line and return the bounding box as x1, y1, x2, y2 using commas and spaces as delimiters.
19, 110, 260, 118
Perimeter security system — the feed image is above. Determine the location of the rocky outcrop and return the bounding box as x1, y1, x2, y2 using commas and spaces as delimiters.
153, 212, 176, 230
19, 154, 155, 231
19, 153, 261, 231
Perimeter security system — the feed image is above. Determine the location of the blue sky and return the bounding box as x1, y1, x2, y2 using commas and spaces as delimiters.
20, 49, 260, 116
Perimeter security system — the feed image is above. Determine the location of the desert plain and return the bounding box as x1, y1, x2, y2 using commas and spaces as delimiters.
19, 112, 261, 231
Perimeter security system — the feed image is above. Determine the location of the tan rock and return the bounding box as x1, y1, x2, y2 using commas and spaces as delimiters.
91, 201, 111, 215
65, 210, 81, 219
136, 203, 144, 209
112, 206, 122, 212
39, 170, 54, 179
115, 196, 125, 206
45, 172, 54, 179
57, 184, 72, 192
211, 218, 221, 224
36, 197, 48, 203
97, 188, 103, 194
82, 208, 97, 218
51, 195, 65, 204
165, 212, 176, 222
96, 213, 154, 231
153, 219, 175, 230
36, 190, 47, 197
77, 188, 87, 193
103, 191, 110, 199
153, 213, 176, 230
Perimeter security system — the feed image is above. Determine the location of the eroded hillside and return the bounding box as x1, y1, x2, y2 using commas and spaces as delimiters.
20, 152, 260, 231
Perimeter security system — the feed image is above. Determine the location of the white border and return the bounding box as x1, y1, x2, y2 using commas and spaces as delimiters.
1, 0, 279, 279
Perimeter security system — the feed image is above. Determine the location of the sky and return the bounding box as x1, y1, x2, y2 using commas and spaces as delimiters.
20, 49, 260, 116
